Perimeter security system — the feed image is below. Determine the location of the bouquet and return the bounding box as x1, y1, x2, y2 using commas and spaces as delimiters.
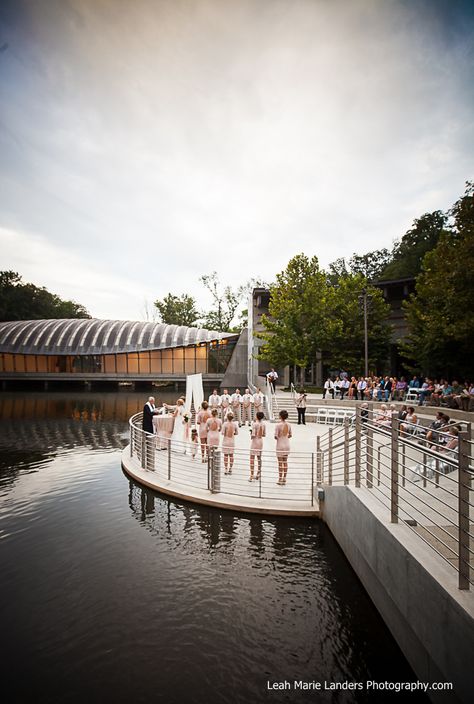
183, 411, 191, 424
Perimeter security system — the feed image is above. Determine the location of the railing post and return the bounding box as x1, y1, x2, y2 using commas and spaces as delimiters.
311, 452, 314, 506
146, 433, 155, 471
366, 419, 373, 489
130, 423, 133, 458
458, 427, 471, 590
401, 443, 406, 487
141, 432, 146, 469
328, 427, 333, 485
391, 411, 399, 524
355, 407, 361, 487
344, 419, 349, 485
316, 436, 322, 484
210, 448, 221, 493
167, 438, 171, 480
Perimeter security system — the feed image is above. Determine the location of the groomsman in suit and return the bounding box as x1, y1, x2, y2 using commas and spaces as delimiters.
142, 396, 158, 434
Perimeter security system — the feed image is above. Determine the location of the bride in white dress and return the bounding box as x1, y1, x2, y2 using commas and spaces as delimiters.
170, 399, 188, 453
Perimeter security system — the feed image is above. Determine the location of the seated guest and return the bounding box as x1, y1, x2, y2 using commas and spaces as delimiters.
418, 378, 434, 406
444, 380, 464, 408
374, 404, 391, 427
395, 377, 407, 400
323, 377, 334, 399
398, 404, 408, 422
400, 407, 418, 436
458, 382, 474, 412
339, 377, 350, 399
360, 402, 369, 424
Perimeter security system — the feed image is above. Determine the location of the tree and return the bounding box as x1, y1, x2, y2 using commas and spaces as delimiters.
327, 249, 391, 284
154, 293, 200, 327
401, 183, 474, 379
0, 271, 90, 320
324, 274, 392, 374
199, 272, 248, 332
348, 249, 392, 281
259, 254, 333, 383
380, 211, 447, 280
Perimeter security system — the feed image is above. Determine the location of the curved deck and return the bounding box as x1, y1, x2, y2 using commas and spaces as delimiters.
122, 417, 322, 516
121, 448, 319, 516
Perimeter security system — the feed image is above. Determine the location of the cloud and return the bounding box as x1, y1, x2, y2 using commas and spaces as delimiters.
0, 0, 472, 319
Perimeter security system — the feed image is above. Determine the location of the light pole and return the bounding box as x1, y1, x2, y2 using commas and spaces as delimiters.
358, 288, 372, 377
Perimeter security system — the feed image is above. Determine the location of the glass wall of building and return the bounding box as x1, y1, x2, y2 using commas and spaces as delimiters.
0, 339, 236, 376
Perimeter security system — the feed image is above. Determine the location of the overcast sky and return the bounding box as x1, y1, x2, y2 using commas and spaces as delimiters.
1, 0, 473, 322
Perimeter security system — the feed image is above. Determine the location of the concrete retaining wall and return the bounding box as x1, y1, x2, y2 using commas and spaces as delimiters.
320, 485, 474, 704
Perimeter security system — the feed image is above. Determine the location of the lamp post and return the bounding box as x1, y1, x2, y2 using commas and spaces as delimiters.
358, 288, 372, 378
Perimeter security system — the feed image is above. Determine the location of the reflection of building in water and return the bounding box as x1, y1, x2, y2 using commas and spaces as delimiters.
0, 417, 126, 453
0, 318, 246, 388
0, 392, 149, 424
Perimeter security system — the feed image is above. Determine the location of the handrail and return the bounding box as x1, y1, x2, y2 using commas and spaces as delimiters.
127, 411, 318, 504
127, 408, 473, 589
318, 409, 473, 589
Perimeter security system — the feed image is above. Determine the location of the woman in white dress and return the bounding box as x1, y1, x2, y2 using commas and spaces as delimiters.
170, 399, 188, 453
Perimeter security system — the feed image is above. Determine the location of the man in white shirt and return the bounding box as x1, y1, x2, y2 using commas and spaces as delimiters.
266, 368, 278, 392
339, 377, 350, 400
220, 388, 231, 420
231, 388, 243, 425
208, 389, 221, 411
241, 388, 253, 425
323, 378, 334, 399
357, 378, 367, 398
253, 388, 265, 419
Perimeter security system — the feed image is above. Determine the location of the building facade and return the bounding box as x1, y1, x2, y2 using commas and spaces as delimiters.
0, 319, 241, 387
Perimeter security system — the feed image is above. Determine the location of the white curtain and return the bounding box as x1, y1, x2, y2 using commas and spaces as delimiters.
185, 373, 204, 414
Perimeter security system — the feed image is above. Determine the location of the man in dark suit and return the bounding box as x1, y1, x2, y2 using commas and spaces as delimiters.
142, 396, 157, 434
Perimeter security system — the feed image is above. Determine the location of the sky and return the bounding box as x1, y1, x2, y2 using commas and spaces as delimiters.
0, 0, 473, 322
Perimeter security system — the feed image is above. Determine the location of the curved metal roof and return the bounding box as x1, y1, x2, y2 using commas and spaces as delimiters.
0, 319, 235, 355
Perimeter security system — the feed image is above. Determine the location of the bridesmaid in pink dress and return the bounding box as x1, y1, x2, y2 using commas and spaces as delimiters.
221, 411, 238, 474
249, 411, 266, 481
196, 401, 211, 463
206, 409, 222, 456
274, 409, 292, 485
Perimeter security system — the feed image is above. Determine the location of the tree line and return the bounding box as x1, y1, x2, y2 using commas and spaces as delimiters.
259, 181, 473, 380
0, 271, 90, 321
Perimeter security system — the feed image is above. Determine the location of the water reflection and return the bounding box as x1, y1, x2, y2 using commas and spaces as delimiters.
0, 391, 428, 704
125, 480, 427, 703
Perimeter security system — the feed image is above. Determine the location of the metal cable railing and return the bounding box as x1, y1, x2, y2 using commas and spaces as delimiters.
128, 412, 317, 504
128, 407, 473, 589
317, 408, 473, 590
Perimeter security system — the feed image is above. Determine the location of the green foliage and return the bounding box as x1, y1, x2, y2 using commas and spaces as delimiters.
199, 272, 244, 332
401, 182, 474, 378
199, 273, 265, 332
327, 249, 391, 284
259, 254, 333, 372
348, 250, 392, 281
380, 211, 448, 280
260, 257, 392, 377
0, 271, 91, 321
154, 293, 200, 326
324, 274, 392, 374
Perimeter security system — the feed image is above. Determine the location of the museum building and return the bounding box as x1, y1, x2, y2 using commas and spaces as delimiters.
0, 318, 243, 387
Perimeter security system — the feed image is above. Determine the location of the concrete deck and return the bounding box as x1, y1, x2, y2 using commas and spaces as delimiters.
122, 421, 324, 516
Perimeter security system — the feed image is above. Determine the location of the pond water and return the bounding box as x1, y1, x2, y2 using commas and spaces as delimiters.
0, 391, 428, 703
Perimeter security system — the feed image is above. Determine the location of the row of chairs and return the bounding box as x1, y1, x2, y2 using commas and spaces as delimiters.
307, 407, 355, 425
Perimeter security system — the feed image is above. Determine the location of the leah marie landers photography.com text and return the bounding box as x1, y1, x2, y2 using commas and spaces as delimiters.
267, 681, 454, 694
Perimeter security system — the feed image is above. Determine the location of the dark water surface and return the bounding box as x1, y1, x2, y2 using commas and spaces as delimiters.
0, 392, 427, 704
